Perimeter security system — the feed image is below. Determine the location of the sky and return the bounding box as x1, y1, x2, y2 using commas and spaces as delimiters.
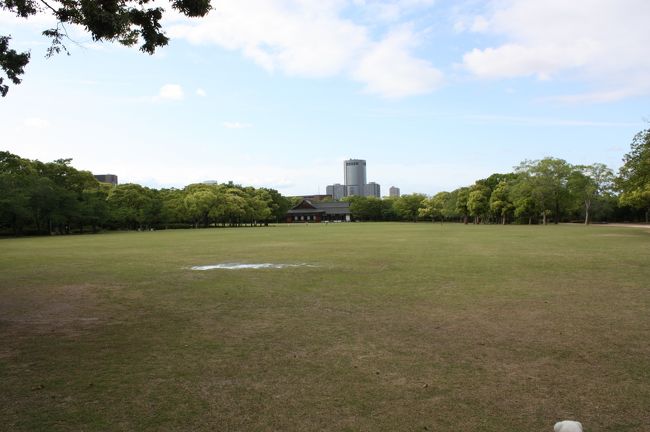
1, 0, 649, 196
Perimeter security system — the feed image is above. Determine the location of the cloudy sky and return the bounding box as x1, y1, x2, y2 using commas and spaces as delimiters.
1, 0, 648, 195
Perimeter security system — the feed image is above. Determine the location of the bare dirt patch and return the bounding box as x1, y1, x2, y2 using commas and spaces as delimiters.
0, 284, 107, 337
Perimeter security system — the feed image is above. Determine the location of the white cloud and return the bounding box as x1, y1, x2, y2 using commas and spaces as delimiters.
461, 0, 650, 101
156, 84, 184, 101
355, 0, 437, 22
222, 122, 252, 129
167, 1, 442, 98
353, 26, 443, 98
196, 88, 207, 97
470, 15, 488, 32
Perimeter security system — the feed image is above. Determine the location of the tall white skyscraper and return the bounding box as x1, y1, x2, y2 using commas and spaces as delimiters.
327, 158, 381, 199
344, 159, 366, 197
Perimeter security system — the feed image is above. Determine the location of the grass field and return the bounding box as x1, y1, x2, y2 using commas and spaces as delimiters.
1, 223, 649, 431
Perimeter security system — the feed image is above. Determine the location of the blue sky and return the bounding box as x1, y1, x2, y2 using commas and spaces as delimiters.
1, 0, 648, 195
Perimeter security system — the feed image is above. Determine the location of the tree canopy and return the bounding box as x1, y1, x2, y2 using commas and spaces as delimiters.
617, 129, 650, 222
0, 151, 290, 235
0, 0, 212, 96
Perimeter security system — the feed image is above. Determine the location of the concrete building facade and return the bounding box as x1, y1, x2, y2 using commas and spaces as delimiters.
326, 183, 346, 200
364, 182, 381, 198
389, 186, 400, 198
344, 159, 367, 197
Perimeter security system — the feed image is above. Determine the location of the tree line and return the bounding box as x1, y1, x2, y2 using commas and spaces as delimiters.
2, 128, 648, 234
345, 129, 650, 225
0, 151, 292, 235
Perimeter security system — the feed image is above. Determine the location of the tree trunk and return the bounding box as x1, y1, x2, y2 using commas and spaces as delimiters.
502, 214, 506, 225
542, 213, 547, 225
584, 200, 590, 225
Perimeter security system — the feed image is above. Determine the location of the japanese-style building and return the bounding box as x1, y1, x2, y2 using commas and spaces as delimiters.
286, 200, 351, 223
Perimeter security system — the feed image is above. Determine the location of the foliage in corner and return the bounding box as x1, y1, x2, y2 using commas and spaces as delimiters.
0, 0, 212, 96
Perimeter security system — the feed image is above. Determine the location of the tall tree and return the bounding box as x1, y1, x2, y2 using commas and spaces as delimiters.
455, 187, 470, 224
467, 184, 490, 224
617, 129, 650, 223
0, 151, 35, 233
569, 163, 614, 225
516, 158, 572, 224
246, 188, 273, 225
107, 183, 158, 230
418, 192, 449, 223
262, 188, 291, 223
184, 188, 218, 228
489, 181, 514, 225
394, 194, 426, 222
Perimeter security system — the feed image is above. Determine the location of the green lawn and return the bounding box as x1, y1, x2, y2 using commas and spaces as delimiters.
1, 223, 649, 431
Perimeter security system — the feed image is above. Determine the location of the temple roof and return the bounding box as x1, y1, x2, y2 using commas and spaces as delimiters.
287, 199, 351, 215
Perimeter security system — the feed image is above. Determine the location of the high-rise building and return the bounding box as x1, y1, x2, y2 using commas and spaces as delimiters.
389, 186, 400, 198
364, 182, 381, 198
344, 159, 366, 197
94, 174, 118, 186
326, 183, 346, 200
326, 159, 381, 199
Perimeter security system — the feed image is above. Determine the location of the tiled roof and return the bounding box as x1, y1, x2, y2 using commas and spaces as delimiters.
288, 200, 351, 215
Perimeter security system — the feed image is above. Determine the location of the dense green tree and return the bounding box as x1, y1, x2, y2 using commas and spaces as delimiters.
509, 173, 538, 224
247, 188, 273, 225
441, 189, 459, 221
107, 183, 159, 230
0, 151, 35, 233
79, 187, 110, 233
0, 151, 291, 235
214, 187, 248, 226
419, 192, 449, 223
455, 187, 470, 224
1, 0, 212, 96
467, 184, 490, 224
476, 173, 518, 193
183, 184, 219, 227
380, 197, 398, 221
35, 158, 99, 233
516, 158, 573, 224
394, 194, 426, 222
617, 129, 650, 222
263, 188, 291, 223
568, 163, 614, 225
489, 181, 515, 225
345, 196, 385, 221
159, 188, 187, 227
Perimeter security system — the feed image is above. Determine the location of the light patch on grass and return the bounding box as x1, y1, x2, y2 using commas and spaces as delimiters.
190, 263, 317, 270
